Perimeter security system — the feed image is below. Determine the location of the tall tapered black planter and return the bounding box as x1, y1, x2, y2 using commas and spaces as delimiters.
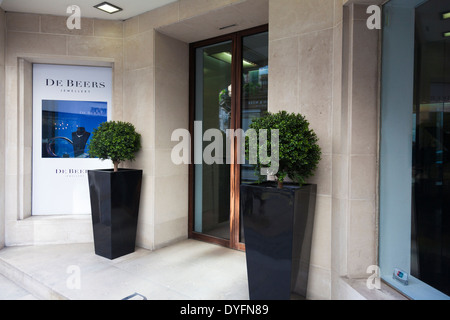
241, 182, 317, 300
88, 169, 142, 260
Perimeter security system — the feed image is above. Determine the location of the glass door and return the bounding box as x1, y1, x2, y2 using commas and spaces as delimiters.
189, 26, 268, 250
193, 39, 233, 244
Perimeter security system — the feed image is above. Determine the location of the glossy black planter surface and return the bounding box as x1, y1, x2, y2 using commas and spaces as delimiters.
88, 169, 142, 260
241, 182, 317, 300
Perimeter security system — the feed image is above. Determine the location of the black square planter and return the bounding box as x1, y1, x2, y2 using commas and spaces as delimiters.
240, 182, 317, 300
88, 169, 142, 260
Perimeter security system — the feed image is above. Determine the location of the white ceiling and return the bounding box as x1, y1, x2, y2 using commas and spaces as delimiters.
0, 0, 178, 20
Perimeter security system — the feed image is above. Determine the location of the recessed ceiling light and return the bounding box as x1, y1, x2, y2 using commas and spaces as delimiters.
442, 12, 450, 19
94, 2, 123, 14
210, 52, 257, 68
444, 31, 450, 38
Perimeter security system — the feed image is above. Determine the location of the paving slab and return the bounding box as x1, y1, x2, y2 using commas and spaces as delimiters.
0, 240, 249, 300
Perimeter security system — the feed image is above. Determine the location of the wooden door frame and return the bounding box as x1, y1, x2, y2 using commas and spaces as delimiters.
188, 25, 269, 251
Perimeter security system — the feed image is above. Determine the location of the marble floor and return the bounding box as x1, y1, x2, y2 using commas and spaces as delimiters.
0, 239, 249, 300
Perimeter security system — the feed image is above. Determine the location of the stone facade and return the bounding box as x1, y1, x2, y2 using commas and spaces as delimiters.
0, 0, 387, 300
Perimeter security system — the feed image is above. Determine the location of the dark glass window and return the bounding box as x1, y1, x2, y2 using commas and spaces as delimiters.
380, 0, 450, 299
411, 0, 450, 296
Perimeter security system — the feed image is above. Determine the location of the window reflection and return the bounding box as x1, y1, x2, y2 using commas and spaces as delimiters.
240, 31, 268, 244
241, 31, 269, 184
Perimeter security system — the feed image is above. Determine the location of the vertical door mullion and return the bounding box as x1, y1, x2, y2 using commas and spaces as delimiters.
233, 34, 244, 251
229, 33, 239, 249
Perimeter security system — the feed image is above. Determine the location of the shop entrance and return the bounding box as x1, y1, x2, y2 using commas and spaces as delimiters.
189, 26, 268, 250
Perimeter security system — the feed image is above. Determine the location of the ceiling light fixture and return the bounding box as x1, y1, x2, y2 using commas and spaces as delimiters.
442, 12, 450, 19
94, 2, 123, 14
444, 31, 450, 38
210, 52, 257, 68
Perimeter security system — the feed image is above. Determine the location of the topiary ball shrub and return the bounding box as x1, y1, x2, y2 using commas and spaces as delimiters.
246, 111, 321, 188
88, 121, 142, 172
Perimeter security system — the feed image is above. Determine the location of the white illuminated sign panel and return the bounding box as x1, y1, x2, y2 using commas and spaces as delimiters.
32, 64, 113, 215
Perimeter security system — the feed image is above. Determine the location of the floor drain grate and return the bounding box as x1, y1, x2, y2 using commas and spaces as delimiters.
122, 292, 147, 300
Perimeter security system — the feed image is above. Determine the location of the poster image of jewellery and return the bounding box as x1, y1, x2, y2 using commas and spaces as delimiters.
41, 100, 107, 159
32, 64, 113, 216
